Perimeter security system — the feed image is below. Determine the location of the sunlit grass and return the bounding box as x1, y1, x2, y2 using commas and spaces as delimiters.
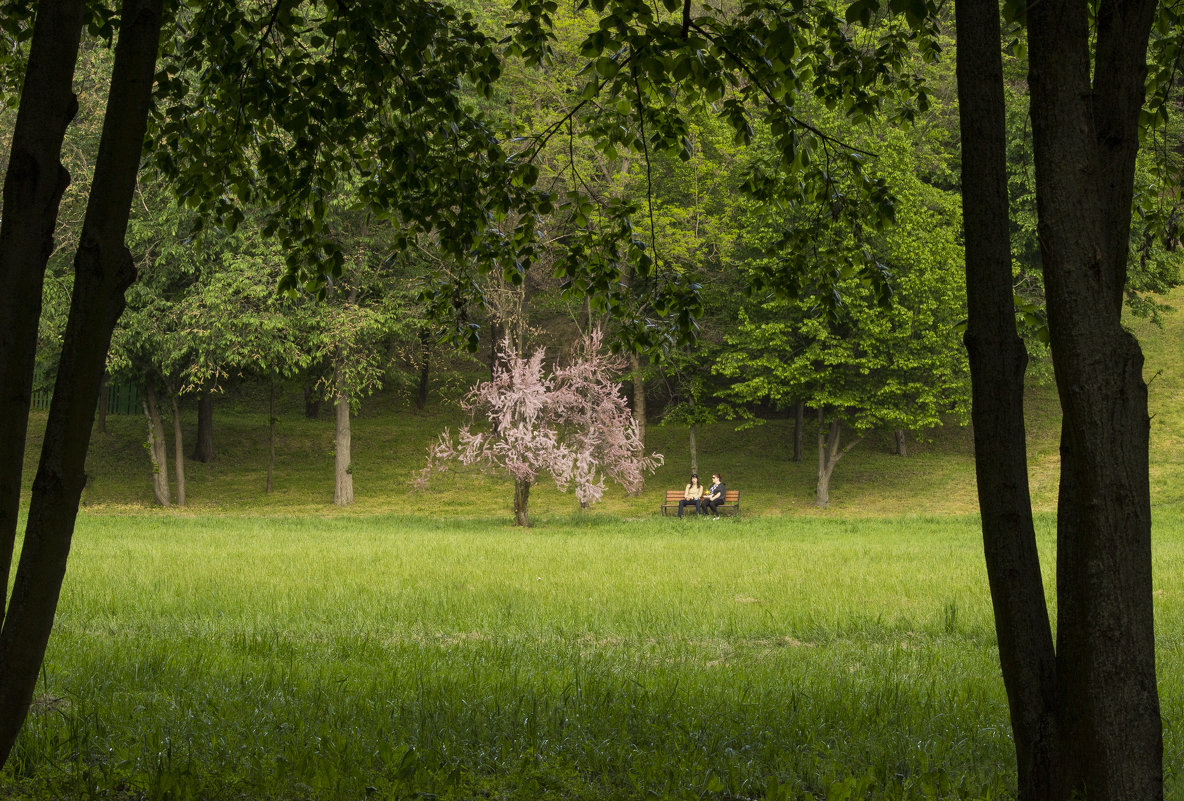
0, 510, 1179, 799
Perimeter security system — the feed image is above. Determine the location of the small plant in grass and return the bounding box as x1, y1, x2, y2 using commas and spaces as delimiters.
416, 327, 662, 525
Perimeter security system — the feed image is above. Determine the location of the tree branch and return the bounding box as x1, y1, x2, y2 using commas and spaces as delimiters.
687, 20, 878, 158
524, 51, 637, 165
633, 67, 660, 272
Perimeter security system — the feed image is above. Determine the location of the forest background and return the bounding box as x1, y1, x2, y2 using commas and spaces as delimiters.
17, 0, 1181, 517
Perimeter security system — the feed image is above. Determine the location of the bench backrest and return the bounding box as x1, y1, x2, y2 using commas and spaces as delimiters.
664, 489, 739, 503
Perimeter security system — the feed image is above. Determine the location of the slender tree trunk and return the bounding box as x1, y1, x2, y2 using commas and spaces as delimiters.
955, 2, 1061, 795
815, 410, 835, 509
489, 320, 502, 380
1028, 0, 1161, 793
96, 373, 109, 434
792, 402, 804, 462
415, 328, 431, 411
0, 0, 86, 632
689, 424, 698, 475
893, 429, 907, 457
170, 394, 185, 507
630, 353, 646, 447
814, 410, 861, 509
333, 360, 353, 506
142, 384, 170, 507
266, 381, 275, 494
0, 0, 160, 768
513, 478, 531, 527
191, 391, 214, 462
303, 382, 320, 419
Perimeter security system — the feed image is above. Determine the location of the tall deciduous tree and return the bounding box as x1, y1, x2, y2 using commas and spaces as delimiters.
296, 215, 414, 506
110, 207, 312, 504
717, 125, 969, 507
418, 328, 662, 525
956, 0, 1165, 795
0, 0, 162, 766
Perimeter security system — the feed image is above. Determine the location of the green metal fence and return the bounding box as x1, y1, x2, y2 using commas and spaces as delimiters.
30, 381, 140, 415
101, 383, 141, 415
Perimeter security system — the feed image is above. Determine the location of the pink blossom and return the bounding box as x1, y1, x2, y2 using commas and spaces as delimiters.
417, 327, 663, 520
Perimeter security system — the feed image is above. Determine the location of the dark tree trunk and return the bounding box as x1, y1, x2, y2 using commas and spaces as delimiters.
415, 329, 431, 411
0, 0, 162, 768
96, 373, 109, 434
893, 429, 907, 457
170, 394, 185, 507
955, 1, 1060, 796
513, 478, 531, 527
792, 402, 804, 462
957, 0, 1162, 795
688, 424, 698, 476
266, 381, 276, 494
333, 359, 353, 506
1028, 0, 1162, 793
191, 391, 214, 462
0, 0, 86, 631
303, 382, 321, 419
142, 383, 170, 507
489, 320, 502, 380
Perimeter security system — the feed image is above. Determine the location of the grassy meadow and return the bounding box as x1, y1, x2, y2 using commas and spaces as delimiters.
4, 511, 1184, 800
4, 291, 1184, 799
0, 516, 1051, 799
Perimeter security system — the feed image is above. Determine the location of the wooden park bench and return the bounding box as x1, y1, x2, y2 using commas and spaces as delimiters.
660, 489, 741, 518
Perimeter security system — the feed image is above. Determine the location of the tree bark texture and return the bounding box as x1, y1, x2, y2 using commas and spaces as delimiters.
416, 329, 431, 411
688, 424, 698, 476
893, 430, 907, 457
266, 382, 275, 494
514, 478, 531, 527
171, 395, 185, 507
96, 373, 109, 434
303, 383, 321, 419
0, 0, 86, 630
792, 402, 804, 462
955, 0, 1060, 795
814, 410, 861, 509
815, 410, 836, 509
1028, 0, 1162, 793
630, 353, 646, 447
0, 0, 163, 768
142, 385, 170, 507
489, 320, 502, 381
333, 360, 354, 506
191, 391, 214, 462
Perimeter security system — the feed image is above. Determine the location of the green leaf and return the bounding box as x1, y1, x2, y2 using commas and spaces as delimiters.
845, 0, 879, 26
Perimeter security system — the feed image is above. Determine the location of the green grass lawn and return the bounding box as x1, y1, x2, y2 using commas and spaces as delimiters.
6, 291, 1184, 799
0, 510, 1181, 800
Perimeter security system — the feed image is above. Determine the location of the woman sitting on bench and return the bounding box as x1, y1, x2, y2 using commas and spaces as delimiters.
678, 474, 703, 517
701, 473, 726, 517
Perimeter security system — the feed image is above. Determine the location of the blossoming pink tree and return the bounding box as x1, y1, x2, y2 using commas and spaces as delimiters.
417, 328, 662, 525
